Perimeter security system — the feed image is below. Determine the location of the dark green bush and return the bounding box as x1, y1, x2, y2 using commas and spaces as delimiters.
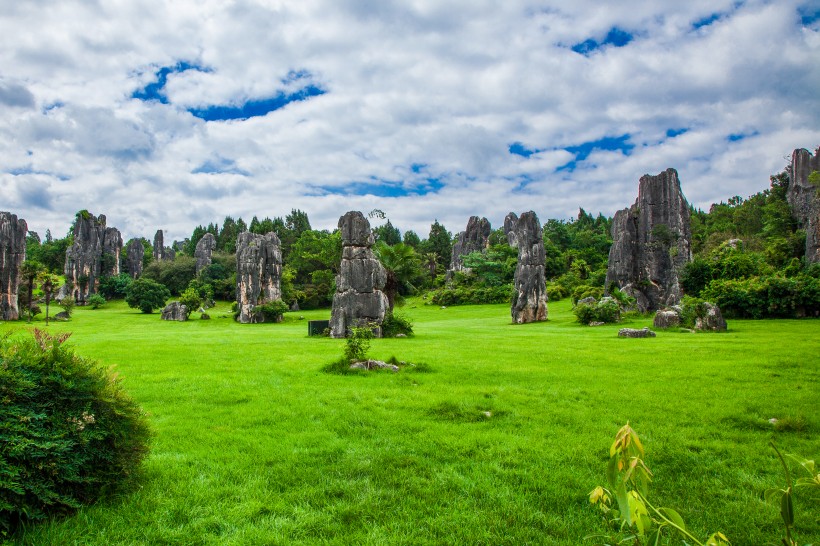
258, 300, 289, 322
87, 294, 106, 309
429, 285, 512, 306
678, 296, 708, 328
571, 285, 603, 304
701, 274, 820, 318
98, 273, 133, 300
0, 330, 150, 535
125, 278, 171, 314
381, 312, 414, 337
573, 297, 620, 324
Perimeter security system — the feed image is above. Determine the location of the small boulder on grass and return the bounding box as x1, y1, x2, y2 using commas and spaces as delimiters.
618, 327, 656, 338
161, 301, 187, 321
653, 309, 680, 329
695, 302, 727, 331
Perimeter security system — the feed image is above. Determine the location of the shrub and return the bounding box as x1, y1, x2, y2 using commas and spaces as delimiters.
344, 325, 373, 362
571, 285, 603, 304
59, 296, 75, 317
125, 278, 171, 314
258, 300, 289, 323
573, 297, 620, 324
98, 273, 133, 299
381, 312, 413, 337
0, 330, 150, 535
678, 296, 708, 328
429, 285, 512, 306
546, 282, 568, 302
87, 294, 106, 309
701, 274, 820, 318
178, 287, 202, 318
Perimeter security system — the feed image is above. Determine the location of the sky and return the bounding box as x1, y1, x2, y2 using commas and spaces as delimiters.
1, 0, 820, 244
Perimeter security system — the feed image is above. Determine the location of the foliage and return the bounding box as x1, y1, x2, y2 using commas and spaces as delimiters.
373, 219, 401, 246
19, 261, 44, 322
588, 423, 730, 546
678, 296, 708, 328
0, 330, 150, 535
461, 245, 517, 287
374, 242, 422, 311
380, 312, 414, 337
429, 285, 512, 306
141, 256, 196, 296
420, 220, 453, 271
125, 278, 171, 314
574, 297, 620, 324
287, 230, 341, 308
178, 288, 201, 318
344, 324, 373, 363
86, 294, 106, 310
765, 442, 820, 546
572, 285, 604, 304
59, 297, 75, 318
402, 230, 421, 248
257, 301, 289, 323
98, 273, 133, 300
701, 274, 820, 319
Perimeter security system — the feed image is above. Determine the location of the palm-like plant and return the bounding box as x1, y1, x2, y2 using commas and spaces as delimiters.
19, 260, 45, 322
422, 252, 438, 286
374, 242, 420, 311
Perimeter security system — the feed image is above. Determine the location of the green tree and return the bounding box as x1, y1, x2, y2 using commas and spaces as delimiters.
374, 242, 420, 311
421, 220, 452, 270
19, 260, 45, 322
402, 230, 421, 248
373, 219, 401, 246
125, 278, 171, 314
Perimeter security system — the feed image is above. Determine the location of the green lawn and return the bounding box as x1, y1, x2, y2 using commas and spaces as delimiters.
2, 299, 818, 545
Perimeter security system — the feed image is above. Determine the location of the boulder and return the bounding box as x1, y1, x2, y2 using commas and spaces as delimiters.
578, 296, 597, 305
449, 216, 491, 276
618, 327, 656, 338
52, 311, 70, 321
64, 211, 122, 304
194, 233, 216, 274
125, 239, 144, 279
161, 301, 188, 321
330, 211, 389, 337
653, 309, 680, 329
235, 231, 283, 323
0, 211, 27, 321
606, 168, 692, 312
787, 147, 820, 264
504, 211, 548, 323
200, 313, 210, 320
695, 302, 727, 331
349, 359, 400, 372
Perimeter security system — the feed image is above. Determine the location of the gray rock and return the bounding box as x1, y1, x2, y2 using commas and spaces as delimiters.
53, 311, 70, 321
125, 239, 144, 279
618, 327, 656, 338
695, 302, 727, 331
449, 216, 491, 276
152, 229, 174, 262
787, 147, 820, 264
504, 211, 548, 323
235, 231, 283, 323
161, 301, 188, 321
200, 313, 210, 320
330, 211, 388, 338
588, 321, 605, 326
64, 211, 122, 304
653, 309, 680, 329
0, 211, 27, 321
606, 168, 693, 312
349, 359, 400, 372
290, 301, 300, 311
194, 233, 216, 274
578, 296, 597, 305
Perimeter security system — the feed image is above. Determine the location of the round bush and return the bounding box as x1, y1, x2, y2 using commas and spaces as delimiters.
0, 330, 150, 535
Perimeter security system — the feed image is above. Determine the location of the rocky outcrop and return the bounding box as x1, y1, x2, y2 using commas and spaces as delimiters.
504, 211, 548, 323
64, 211, 122, 303
195, 233, 216, 274
695, 303, 727, 331
606, 168, 692, 312
653, 309, 680, 329
161, 301, 187, 321
0, 212, 27, 320
152, 229, 175, 262
787, 147, 820, 264
235, 231, 283, 323
449, 216, 491, 275
330, 211, 388, 338
618, 327, 656, 338
125, 239, 144, 279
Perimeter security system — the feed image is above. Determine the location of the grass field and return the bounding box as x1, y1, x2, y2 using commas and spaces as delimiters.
2, 298, 818, 545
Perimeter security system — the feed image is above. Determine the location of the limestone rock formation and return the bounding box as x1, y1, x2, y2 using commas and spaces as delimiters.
235, 231, 283, 323
152, 230, 175, 262
330, 211, 388, 338
504, 211, 548, 323
195, 233, 216, 274
606, 168, 692, 312
126, 239, 144, 279
618, 327, 656, 338
787, 147, 820, 264
653, 309, 680, 329
161, 301, 187, 321
0, 212, 27, 321
64, 211, 122, 303
449, 216, 491, 275
695, 303, 727, 331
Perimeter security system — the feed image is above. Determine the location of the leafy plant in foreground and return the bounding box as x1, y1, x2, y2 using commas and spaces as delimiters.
765, 442, 820, 546
587, 423, 730, 545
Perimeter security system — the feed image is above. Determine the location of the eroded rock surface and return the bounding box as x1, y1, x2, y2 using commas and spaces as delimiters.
64, 211, 122, 303
152, 229, 175, 262
606, 168, 692, 312
195, 233, 216, 274
504, 211, 548, 323
235, 231, 283, 323
618, 327, 656, 338
695, 303, 727, 331
449, 216, 491, 275
161, 301, 187, 321
126, 239, 144, 279
0, 211, 27, 320
653, 309, 680, 329
787, 147, 820, 264
330, 211, 388, 337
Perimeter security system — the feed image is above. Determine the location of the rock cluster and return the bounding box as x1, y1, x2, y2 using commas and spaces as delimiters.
125, 239, 144, 279
618, 327, 656, 338
504, 211, 548, 323
161, 301, 187, 321
330, 211, 389, 338
235, 231, 283, 323
449, 216, 491, 275
787, 147, 820, 264
606, 168, 692, 312
64, 211, 122, 303
195, 233, 216, 274
0, 211, 27, 320
152, 229, 175, 262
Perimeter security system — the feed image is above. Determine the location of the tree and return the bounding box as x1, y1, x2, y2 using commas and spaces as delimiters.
19, 260, 45, 322
125, 278, 171, 314
421, 220, 452, 270
374, 242, 420, 311
422, 252, 438, 285
403, 230, 421, 248
373, 219, 401, 246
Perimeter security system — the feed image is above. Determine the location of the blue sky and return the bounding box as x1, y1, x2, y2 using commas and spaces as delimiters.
1, 0, 819, 242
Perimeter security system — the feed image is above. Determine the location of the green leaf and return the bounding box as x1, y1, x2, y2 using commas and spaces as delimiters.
780, 487, 794, 526
658, 507, 686, 531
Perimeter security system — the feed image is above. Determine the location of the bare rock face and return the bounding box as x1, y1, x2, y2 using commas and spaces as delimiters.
235, 231, 283, 323
787, 147, 820, 264
161, 301, 187, 321
152, 229, 175, 261
449, 216, 491, 274
126, 239, 144, 279
606, 169, 692, 313
330, 211, 388, 338
0, 211, 27, 320
504, 211, 548, 323
64, 211, 122, 303
695, 302, 727, 331
653, 309, 680, 329
195, 233, 217, 274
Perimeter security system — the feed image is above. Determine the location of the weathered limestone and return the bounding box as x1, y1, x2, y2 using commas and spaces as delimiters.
152, 229, 175, 261
787, 147, 820, 264
504, 211, 548, 323
449, 216, 491, 275
0, 212, 27, 320
618, 327, 656, 338
161, 301, 187, 321
125, 239, 144, 279
606, 168, 692, 313
330, 211, 388, 338
695, 302, 727, 331
235, 231, 283, 323
653, 309, 680, 329
64, 211, 122, 303
195, 233, 216, 274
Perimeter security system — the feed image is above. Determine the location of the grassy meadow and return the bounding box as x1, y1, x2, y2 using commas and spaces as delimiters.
1, 298, 818, 545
